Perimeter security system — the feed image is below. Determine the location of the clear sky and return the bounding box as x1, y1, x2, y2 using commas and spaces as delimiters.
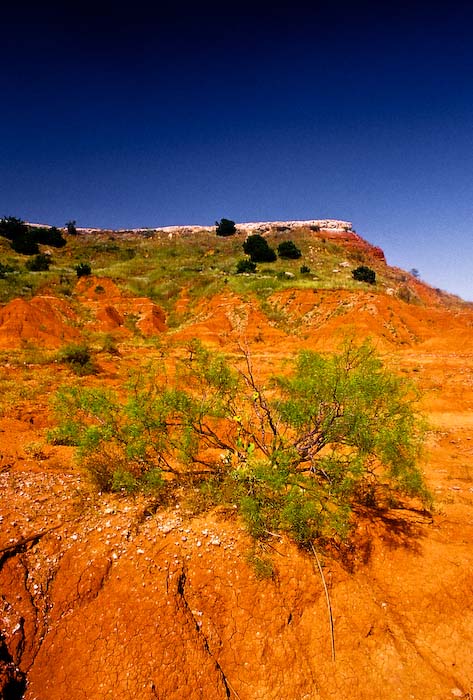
2, 1, 473, 299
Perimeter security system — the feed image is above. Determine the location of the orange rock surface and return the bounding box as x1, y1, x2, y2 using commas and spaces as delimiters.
1, 263, 473, 699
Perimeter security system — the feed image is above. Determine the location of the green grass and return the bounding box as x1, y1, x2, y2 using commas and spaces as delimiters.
0, 226, 410, 312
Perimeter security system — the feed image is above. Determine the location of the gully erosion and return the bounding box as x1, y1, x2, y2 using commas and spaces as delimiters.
0, 219, 472, 699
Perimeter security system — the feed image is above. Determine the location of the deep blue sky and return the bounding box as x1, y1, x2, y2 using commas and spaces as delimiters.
2, 2, 473, 299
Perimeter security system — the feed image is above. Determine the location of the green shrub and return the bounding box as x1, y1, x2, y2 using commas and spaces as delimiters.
216, 218, 237, 236
243, 234, 277, 263
11, 233, 40, 255
75, 262, 92, 278
277, 240, 302, 259
50, 340, 430, 548
57, 344, 96, 375
25, 253, 51, 271
0, 216, 28, 240
236, 258, 257, 273
352, 265, 376, 284
33, 226, 66, 248
66, 220, 78, 235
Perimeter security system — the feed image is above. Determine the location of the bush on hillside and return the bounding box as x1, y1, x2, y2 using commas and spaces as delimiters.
11, 233, 40, 255
75, 262, 92, 278
243, 234, 277, 263
25, 253, 51, 271
33, 226, 66, 248
0, 217, 66, 253
215, 218, 237, 236
236, 258, 257, 273
0, 216, 28, 240
352, 265, 376, 284
277, 240, 302, 259
50, 339, 430, 547
57, 344, 96, 375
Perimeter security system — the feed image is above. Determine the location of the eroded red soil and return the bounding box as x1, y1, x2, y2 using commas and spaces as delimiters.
1, 273, 473, 699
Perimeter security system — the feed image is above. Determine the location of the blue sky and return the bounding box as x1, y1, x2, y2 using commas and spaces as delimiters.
2, 2, 473, 299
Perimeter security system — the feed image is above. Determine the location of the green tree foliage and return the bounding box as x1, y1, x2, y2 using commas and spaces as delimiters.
11, 232, 40, 255
236, 258, 257, 273
277, 240, 302, 259
0, 216, 28, 240
33, 226, 66, 248
352, 265, 376, 284
0, 218, 66, 253
243, 234, 277, 263
50, 340, 429, 545
215, 218, 237, 236
66, 220, 78, 235
75, 262, 91, 277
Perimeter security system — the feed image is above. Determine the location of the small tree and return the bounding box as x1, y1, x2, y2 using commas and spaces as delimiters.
75, 262, 91, 278
34, 226, 66, 248
243, 234, 277, 263
216, 218, 236, 236
0, 216, 28, 241
11, 233, 40, 255
277, 240, 302, 259
66, 220, 78, 235
352, 265, 376, 284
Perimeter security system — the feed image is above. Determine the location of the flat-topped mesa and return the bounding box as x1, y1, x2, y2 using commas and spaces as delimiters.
27, 218, 353, 235
152, 219, 353, 235
236, 219, 352, 233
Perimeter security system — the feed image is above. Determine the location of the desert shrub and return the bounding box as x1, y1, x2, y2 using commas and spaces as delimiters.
75, 262, 92, 278
277, 240, 302, 259
352, 265, 376, 284
243, 234, 277, 263
50, 340, 429, 548
236, 258, 257, 273
57, 344, 96, 375
300, 265, 311, 274
25, 253, 51, 271
216, 218, 237, 236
